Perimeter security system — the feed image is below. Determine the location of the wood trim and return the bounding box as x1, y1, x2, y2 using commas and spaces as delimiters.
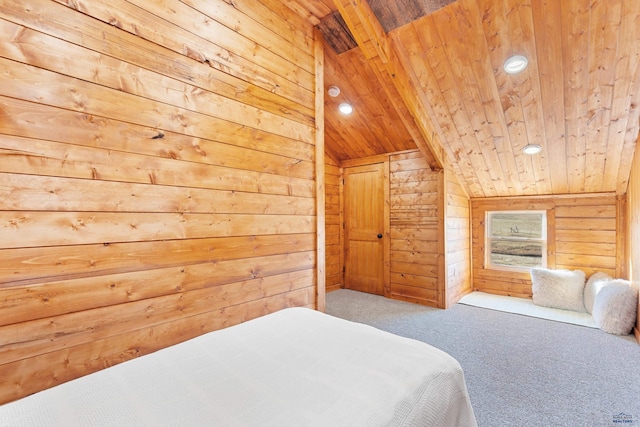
437, 169, 446, 308
339, 167, 345, 288
616, 194, 627, 279
314, 28, 326, 312
625, 142, 639, 344
471, 192, 617, 202
383, 159, 391, 297
340, 153, 391, 168
339, 149, 420, 168
468, 196, 474, 292
546, 207, 557, 269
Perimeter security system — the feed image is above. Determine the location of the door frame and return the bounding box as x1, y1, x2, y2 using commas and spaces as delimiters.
341, 157, 390, 297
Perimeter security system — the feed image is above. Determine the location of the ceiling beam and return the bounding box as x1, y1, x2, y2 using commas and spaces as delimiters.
333, 0, 446, 171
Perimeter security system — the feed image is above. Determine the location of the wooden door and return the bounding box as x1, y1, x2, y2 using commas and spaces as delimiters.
343, 163, 388, 296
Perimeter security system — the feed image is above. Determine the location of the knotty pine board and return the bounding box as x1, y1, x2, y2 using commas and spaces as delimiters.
0, 0, 318, 405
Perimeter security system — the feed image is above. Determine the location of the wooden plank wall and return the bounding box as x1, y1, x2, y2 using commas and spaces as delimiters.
337, 151, 471, 308
389, 151, 440, 306
325, 155, 343, 292
0, 0, 318, 404
472, 194, 623, 298
443, 168, 472, 307
625, 144, 640, 342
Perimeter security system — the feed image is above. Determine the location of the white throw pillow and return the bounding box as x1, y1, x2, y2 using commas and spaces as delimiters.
531, 268, 587, 312
584, 272, 612, 314
592, 280, 638, 335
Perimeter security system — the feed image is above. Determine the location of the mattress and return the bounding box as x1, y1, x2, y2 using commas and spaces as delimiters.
1, 307, 477, 427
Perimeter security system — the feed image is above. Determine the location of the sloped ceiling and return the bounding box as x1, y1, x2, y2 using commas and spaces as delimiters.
323, 43, 418, 160
292, 0, 640, 198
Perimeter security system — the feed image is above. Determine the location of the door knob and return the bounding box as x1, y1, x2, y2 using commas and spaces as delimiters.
377, 233, 383, 239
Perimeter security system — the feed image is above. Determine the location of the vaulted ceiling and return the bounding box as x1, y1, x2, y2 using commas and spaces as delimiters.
291, 0, 640, 198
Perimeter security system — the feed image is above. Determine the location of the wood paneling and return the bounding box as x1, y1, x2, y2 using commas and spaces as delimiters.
333, 0, 444, 170
472, 194, 622, 298
443, 168, 472, 307
283, 0, 334, 24
626, 138, 640, 342
389, 151, 440, 306
0, 0, 318, 404
322, 39, 420, 160
294, 0, 640, 199
337, 150, 470, 308
315, 29, 326, 311
325, 156, 343, 292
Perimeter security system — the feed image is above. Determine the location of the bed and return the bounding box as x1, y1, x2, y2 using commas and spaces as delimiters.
0, 307, 477, 426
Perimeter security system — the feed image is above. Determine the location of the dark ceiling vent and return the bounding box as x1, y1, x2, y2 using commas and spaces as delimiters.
316, 11, 358, 54
369, 0, 457, 32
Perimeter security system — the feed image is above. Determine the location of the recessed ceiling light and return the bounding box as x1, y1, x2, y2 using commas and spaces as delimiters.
523, 144, 541, 155
504, 55, 528, 74
339, 103, 353, 115
327, 86, 340, 97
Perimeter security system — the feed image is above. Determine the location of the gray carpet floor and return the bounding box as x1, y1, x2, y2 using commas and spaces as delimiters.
326, 289, 640, 427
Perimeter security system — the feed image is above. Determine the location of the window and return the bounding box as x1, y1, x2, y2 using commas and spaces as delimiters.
485, 211, 547, 271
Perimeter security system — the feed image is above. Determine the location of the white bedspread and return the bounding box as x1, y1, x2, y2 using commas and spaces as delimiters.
1, 307, 476, 427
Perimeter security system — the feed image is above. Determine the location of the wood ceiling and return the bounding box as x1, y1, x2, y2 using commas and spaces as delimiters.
292, 0, 640, 198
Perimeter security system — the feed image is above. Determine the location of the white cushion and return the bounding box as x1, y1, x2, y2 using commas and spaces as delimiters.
531, 268, 586, 312
592, 280, 638, 335
583, 272, 612, 314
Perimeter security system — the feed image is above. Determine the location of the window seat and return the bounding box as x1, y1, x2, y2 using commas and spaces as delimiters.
458, 291, 597, 328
